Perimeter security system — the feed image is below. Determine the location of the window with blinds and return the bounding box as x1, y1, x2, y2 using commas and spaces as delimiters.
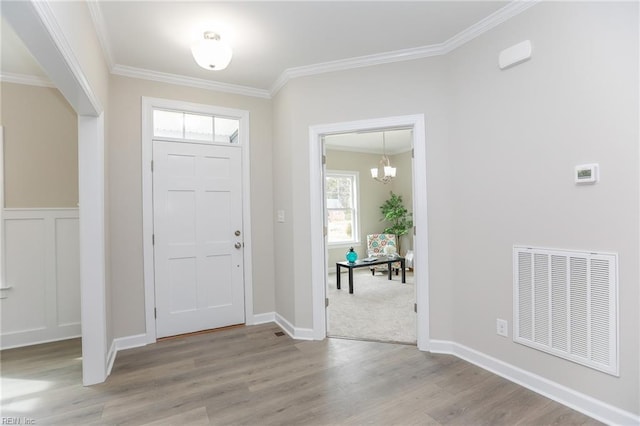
513, 246, 618, 376
325, 171, 359, 246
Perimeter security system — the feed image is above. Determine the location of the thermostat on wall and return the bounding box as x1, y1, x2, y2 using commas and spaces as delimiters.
575, 163, 599, 184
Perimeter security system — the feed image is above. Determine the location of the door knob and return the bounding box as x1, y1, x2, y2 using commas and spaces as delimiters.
234, 242, 242, 249
235, 230, 241, 236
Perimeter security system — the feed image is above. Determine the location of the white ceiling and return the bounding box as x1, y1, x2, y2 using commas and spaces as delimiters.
1, 1, 519, 94
325, 129, 413, 155
1, 1, 530, 152
1, 16, 50, 81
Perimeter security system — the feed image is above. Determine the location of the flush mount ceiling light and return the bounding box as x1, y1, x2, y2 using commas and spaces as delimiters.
191, 31, 233, 71
370, 132, 396, 184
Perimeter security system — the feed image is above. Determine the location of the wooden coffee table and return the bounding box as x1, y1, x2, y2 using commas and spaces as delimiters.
336, 256, 406, 294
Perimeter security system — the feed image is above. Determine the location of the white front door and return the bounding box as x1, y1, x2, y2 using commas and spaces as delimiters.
153, 140, 245, 338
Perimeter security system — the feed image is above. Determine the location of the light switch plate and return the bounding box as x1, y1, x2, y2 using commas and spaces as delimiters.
277, 210, 285, 223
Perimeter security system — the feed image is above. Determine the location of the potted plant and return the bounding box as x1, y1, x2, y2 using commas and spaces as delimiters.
379, 191, 413, 255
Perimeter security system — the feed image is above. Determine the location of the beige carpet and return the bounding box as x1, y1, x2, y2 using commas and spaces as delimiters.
327, 269, 416, 344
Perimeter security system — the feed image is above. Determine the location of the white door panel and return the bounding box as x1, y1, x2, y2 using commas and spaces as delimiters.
153, 141, 244, 338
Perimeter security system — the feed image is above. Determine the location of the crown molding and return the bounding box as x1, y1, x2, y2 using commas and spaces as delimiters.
111, 65, 271, 99
83, 0, 539, 100
0, 72, 55, 88
269, 43, 445, 95
269, 0, 540, 96
441, 0, 540, 54
86, 0, 114, 70
84, 1, 271, 99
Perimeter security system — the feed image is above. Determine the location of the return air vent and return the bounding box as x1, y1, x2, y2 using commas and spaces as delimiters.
513, 246, 618, 376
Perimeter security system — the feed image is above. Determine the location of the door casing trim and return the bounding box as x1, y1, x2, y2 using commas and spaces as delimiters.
309, 114, 430, 350
141, 97, 253, 343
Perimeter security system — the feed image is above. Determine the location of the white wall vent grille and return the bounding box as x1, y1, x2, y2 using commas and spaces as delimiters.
513, 246, 618, 376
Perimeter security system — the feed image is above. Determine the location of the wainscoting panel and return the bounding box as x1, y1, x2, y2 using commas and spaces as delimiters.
55, 217, 80, 327
1, 209, 80, 349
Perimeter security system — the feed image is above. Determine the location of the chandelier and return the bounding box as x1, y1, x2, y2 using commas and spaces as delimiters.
370, 132, 396, 184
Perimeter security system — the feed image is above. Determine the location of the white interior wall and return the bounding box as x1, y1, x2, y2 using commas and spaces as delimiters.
271, 1, 638, 417
447, 1, 638, 414
3, 1, 637, 417
108, 75, 275, 339
326, 149, 392, 264
272, 56, 453, 335
325, 149, 414, 267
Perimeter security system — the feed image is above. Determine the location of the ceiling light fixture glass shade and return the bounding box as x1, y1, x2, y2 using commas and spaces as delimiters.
191, 31, 233, 71
371, 132, 396, 184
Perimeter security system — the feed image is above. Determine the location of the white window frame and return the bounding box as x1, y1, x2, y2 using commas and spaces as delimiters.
325, 170, 360, 247
152, 108, 240, 145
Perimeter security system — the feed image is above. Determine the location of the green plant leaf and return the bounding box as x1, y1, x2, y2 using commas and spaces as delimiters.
379, 191, 413, 253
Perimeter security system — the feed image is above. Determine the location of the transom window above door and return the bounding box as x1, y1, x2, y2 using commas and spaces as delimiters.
153, 109, 239, 144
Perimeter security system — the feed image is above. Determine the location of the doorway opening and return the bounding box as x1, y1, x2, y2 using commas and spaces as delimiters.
323, 129, 416, 344
309, 115, 430, 351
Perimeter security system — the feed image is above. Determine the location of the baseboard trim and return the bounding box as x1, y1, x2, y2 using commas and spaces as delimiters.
0, 331, 81, 350
250, 312, 276, 325
274, 313, 315, 341
104, 333, 151, 377
429, 340, 639, 426
106, 339, 117, 376
115, 333, 149, 351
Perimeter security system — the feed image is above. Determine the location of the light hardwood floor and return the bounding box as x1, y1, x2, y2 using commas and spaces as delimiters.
1, 323, 602, 425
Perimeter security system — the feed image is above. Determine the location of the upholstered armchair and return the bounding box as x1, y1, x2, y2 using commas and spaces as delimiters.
366, 234, 402, 275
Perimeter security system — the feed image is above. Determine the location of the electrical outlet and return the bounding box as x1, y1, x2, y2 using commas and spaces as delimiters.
496, 319, 508, 337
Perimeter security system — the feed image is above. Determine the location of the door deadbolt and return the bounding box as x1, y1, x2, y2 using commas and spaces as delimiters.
234, 242, 242, 249
235, 230, 241, 236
